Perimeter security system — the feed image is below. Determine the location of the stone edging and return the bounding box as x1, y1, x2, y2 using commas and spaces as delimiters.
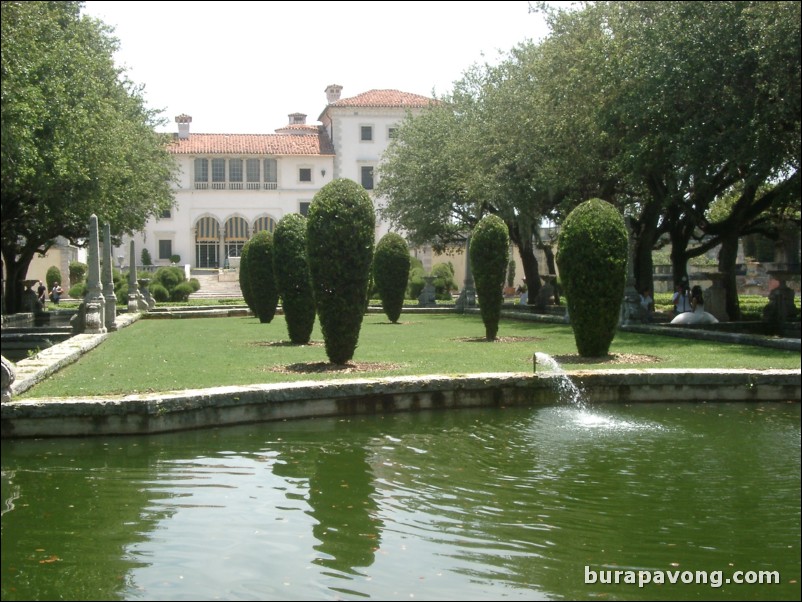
2, 369, 799, 439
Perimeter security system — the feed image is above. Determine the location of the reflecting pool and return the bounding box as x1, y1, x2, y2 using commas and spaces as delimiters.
2, 402, 800, 601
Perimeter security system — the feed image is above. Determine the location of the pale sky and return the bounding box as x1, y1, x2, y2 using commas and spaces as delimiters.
81, 1, 556, 134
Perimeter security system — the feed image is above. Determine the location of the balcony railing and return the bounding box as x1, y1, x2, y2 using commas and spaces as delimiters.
192, 181, 278, 190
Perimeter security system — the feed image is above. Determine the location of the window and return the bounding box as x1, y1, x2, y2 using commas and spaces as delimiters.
299, 168, 312, 183
194, 158, 208, 189
361, 125, 373, 141
160, 208, 172, 219
246, 159, 260, 189
229, 159, 243, 189
264, 159, 277, 189
158, 239, 172, 260
388, 127, 398, 139
299, 202, 311, 217
212, 158, 226, 189
361, 166, 374, 190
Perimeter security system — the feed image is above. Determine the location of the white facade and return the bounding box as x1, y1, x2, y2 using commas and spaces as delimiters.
120, 86, 434, 270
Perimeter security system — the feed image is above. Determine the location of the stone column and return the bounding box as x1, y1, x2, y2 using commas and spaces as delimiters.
128, 240, 142, 313
102, 223, 118, 331
83, 214, 107, 334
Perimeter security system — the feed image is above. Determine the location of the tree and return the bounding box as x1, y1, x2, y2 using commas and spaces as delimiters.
373, 232, 411, 323
1, 1, 177, 314
470, 215, 510, 341
537, 1, 800, 316
272, 214, 316, 344
307, 179, 375, 364
557, 199, 628, 357
238, 239, 256, 314
246, 230, 279, 324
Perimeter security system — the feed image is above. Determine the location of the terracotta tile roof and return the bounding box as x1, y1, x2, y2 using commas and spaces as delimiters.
168, 130, 334, 156
330, 89, 436, 109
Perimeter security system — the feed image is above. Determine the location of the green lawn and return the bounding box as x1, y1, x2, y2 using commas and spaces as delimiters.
19, 313, 800, 399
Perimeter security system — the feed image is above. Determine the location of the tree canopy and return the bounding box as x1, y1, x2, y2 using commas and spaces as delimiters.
1, 1, 177, 313
377, 1, 799, 319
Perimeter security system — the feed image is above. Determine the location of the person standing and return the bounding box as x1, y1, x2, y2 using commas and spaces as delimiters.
50, 281, 63, 304
36, 281, 47, 307
672, 282, 691, 315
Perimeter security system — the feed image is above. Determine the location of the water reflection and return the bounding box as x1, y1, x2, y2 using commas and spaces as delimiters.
1, 403, 800, 601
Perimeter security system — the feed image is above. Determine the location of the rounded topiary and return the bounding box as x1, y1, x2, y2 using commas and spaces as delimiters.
188, 277, 201, 292
45, 266, 62, 291
246, 229, 279, 323
431, 262, 457, 300
373, 232, 411, 323
141, 248, 153, 266
556, 198, 628, 357
68, 282, 86, 299
239, 239, 256, 313
170, 282, 193, 302
273, 213, 316, 344
149, 282, 169, 302
307, 178, 376, 364
152, 266, 184, 292
69, 261, 87, 286
470, 214, 510, 340
407, 257, 425, 299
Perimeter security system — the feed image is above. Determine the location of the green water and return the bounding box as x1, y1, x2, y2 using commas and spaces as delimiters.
2, 402, 800, 601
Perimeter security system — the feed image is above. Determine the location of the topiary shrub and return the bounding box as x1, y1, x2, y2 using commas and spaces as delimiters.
68, 282, 86, 299
149, 282, 169, 302
170, 282, 193, 302
470, 214, 510, 340
152, 266, 184, 293
406, 257, 425, 299
141, 248, 152, 266
373, 232, 411, 323
272, 213, 316, 344
46, 265, 62, 291
188, 278, 201, 292
239, 239, 256, 313
307, 178, 375, 364
69, 261, 87, 286
556, 198, 628, 357
431, 261, 457, 300
246, 230, 279, 323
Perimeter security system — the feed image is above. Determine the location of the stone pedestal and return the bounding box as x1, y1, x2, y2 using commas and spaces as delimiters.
418, 276, 437, 307
138, 278, 155, 310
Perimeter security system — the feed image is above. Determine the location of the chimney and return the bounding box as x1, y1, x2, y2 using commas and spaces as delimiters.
175, 114, 192, 139
325, 84, 343, 104
288, 113, 307, 125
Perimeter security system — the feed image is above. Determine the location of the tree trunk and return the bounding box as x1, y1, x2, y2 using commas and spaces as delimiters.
632, 201, 662, 293
1, 247, 35, 315
541, 245, 560, 304
717, 234, 742, 321
516, 237, 541, 304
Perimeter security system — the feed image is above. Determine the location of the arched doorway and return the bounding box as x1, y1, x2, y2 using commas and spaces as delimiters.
253, 215, 276, 235
195, 216, 220, 268
224, 216, 250, 260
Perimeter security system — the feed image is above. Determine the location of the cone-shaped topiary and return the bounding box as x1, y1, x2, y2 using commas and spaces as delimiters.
273, 214, 316, 344
556, 198, 628, 357
239, 239, 256, 314
307, 178, 375, 364
470, 214, 510, 340
373, 232, 411, 323
246, 229, 279, 323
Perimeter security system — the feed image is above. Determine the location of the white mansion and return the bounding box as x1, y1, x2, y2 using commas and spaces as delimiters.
122, 85, 435, 270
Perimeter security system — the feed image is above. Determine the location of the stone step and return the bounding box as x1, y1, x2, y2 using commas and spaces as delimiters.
188, 273, 243, 299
